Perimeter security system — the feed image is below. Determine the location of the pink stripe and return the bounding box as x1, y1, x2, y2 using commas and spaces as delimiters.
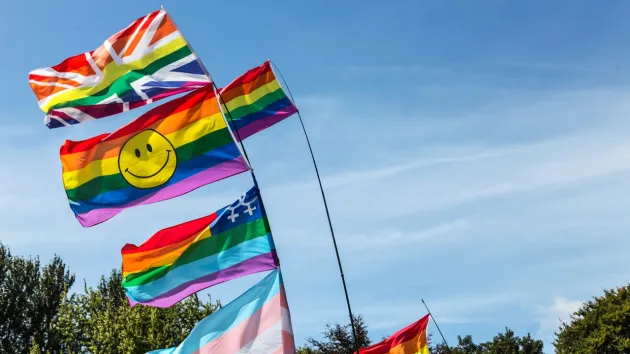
195, 292, 284, 353
237, 108, 298, 140
75, 157, 248, 227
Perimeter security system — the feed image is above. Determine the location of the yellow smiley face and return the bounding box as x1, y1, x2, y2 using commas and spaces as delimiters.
118, 129, 178, 189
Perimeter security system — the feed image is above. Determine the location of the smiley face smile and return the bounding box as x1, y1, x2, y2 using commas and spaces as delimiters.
118, 129, 178, 189
124, 150, 172, 179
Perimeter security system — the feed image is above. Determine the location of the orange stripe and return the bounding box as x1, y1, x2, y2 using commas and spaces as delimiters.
110, 32, 133, 58
122, 11, 158, 58
30, 83, 71, 101
220, 70, 275, 103
60, 95, 221, 172
29, 75, 83, 87
388, 330, 427, 354
149, 15, 177, 47
91, 46, 114, 70
122, 228, 210, 276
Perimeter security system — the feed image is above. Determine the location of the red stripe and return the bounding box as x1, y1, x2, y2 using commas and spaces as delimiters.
59, 84, 215, 155
218, 61, 273, 97
357, 315, 430, 354
121, 212, 218, 254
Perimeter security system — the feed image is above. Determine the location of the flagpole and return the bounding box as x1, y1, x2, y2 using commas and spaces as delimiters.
270, 61, 362, 354
421, 299, 451, 352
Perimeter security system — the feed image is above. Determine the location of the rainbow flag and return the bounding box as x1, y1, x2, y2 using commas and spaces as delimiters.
122, 186, 278, 308
28, 9, 211, 129
356, 314, 430, 354
219, 60, 298, 140
61, 86, 248, 227
147, 269, 295, 354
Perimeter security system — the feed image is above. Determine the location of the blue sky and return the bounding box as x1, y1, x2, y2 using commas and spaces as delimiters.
2, 0, 630, 351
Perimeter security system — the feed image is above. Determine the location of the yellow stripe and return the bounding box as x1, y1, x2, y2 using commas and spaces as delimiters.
122, 228, 212, 278
62, 111, 225, 189
41, 36, 187, 112
223, 80, 282, 112
388, 330, 428, 354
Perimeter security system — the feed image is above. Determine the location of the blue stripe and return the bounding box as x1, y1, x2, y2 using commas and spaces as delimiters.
147, 269, 281, 354
125, 235, 274, 302
69, 143, 241, 215
233, 97, 295, 130
172, 60, 205, 75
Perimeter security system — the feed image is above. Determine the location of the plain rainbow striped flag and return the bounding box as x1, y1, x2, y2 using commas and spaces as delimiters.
219, 60, 298, 140
122, 186, 279, 307
147, 269, 295, 354
60, 85, 248, 227
28, 9, 211, 129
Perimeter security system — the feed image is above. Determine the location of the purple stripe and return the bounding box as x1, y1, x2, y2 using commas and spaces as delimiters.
128, 251, 278, 308
75, 157, 248, 227
237, 108, 298, 140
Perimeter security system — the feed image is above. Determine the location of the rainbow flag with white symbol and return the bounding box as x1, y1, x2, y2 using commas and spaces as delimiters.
28, 9, 211, 129
121, 186, 279, 308
147, 269, 295, 354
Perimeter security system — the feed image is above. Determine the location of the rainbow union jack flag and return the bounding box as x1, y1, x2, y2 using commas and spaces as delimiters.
28, 9, 211, 129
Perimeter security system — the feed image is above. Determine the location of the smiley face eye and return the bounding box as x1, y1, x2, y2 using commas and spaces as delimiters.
147, 144, 153, 152
135, 148, 141, 158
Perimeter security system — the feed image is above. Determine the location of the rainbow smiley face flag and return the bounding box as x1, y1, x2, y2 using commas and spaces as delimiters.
60, 85, 249, 227
28, 9, 211, 128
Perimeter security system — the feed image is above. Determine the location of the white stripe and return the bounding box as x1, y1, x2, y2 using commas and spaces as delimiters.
46, 114, 72, 126
148, 54, 210, 82
233, 321, 283, 354
103, 39, 122, 65
121, 10, 167, 63
29, 67, 96, 85
84, 52, 104, 82
29, 80, 76, 90
119, 13, 151, 59
145, 31, 182, 54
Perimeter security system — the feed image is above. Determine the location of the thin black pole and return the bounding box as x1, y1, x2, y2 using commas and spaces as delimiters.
422, 299, 451, 352
270, 61, 361, 354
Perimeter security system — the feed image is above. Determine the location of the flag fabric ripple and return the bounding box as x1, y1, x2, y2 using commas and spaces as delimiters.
122, 186, 279, 307
28, 9, 211, 129
146, 269, 295, 354
60, 85, 248, 227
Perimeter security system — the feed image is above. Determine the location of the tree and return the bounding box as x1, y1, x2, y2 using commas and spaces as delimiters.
430, 329, 543, 354
55, 268, 220, 353
298, 315, 371, 354
0, 242, 220, 354
298, 313, 543, 354
0, 242, 75, 354
554, 284, 630, 353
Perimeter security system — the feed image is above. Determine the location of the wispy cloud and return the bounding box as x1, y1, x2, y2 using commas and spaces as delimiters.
536, 297, 583, 349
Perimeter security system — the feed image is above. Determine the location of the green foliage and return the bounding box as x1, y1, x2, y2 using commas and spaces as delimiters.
0, 242, 75, 354
299, 314, 543, 354
55, 268, 220, 353
554, 285, 630, 354
430, 329, 543, 354
298, 315, 371, 354
427, 329, 541, 354
0, 242, 218, 354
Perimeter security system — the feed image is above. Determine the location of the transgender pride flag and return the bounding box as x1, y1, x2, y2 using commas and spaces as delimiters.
147, 269, 295, 354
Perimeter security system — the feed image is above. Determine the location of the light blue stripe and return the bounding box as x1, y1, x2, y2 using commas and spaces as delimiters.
126, 236, 274, 302
146, 269, 281, 354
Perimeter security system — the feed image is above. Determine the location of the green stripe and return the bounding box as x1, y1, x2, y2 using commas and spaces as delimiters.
223, 87, 287, 121
65, 127, 234, 202
122, 218, 270, 287
51, 45, 193, 110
